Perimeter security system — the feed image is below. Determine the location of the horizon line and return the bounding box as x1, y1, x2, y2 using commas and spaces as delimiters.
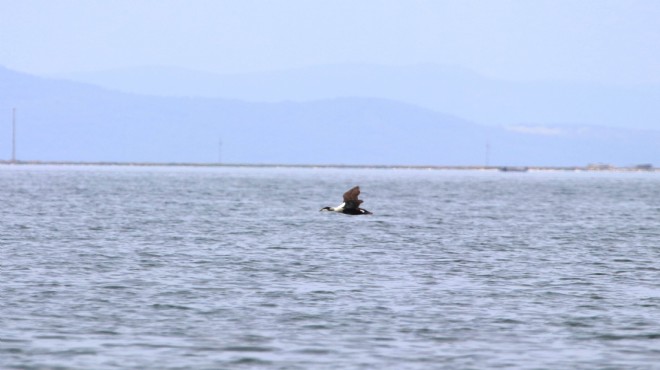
0, 160, 656, 172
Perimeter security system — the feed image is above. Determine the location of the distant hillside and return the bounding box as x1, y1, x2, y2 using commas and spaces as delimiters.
59, 64, 660, 130
2, 66, 659, 166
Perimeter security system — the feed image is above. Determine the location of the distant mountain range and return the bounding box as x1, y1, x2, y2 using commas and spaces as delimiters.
59, 64, 660, 129
2, 65, 659, 166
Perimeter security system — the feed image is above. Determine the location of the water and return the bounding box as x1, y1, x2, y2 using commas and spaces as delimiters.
1, 165, 660, 369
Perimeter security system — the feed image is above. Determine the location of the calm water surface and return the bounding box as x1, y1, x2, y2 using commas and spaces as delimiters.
1, 165, 660, 369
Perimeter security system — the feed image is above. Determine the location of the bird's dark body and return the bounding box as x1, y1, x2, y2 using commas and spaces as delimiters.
342, 207, 372, 215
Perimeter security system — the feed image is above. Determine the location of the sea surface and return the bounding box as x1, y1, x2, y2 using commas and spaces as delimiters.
1, 165, 660, 369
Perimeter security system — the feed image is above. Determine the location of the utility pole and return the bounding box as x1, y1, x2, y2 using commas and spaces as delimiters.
485, 139, 490, 167
11, 108, 16, 163
218, 138, 223, 164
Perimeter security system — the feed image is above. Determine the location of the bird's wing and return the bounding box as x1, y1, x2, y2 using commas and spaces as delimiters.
343, 186, 361, 202
343, 186, 363, 209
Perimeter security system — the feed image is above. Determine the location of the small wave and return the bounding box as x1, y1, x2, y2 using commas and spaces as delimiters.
151, 303, 192, 310
597, 333, 660, 341
222, 346, 277, 353
295, 348, 334, 355
229, 357, 273, 366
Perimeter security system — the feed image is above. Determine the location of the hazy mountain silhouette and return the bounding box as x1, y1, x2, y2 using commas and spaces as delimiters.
60, 64, 660, 130
2, 66, 659, 166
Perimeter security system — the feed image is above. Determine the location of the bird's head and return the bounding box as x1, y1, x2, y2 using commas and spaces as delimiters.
320, 206, 332, 212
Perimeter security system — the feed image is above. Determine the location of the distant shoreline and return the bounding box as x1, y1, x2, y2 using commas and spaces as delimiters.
0, 160, 657, 172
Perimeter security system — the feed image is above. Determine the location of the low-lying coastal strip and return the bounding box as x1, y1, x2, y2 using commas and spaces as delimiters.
0, 160, 657, 172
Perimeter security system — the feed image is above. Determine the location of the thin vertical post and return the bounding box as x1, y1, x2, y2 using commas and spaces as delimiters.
485, 139, 490, 167
218, 138, 222, 164
11, 108, 16, 163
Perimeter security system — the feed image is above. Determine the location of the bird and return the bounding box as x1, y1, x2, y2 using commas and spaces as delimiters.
320, 186, 372, 215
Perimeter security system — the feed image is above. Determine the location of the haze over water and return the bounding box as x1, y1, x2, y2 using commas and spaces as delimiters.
1, 165, 660, 369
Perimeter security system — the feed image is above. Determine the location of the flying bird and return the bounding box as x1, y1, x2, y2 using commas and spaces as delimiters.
320, 186, 372, 215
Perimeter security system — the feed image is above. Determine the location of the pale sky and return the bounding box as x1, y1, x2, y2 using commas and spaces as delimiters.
1, 0, 659, 85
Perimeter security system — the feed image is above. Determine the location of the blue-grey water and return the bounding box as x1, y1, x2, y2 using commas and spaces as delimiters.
1, 165, 660, 369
